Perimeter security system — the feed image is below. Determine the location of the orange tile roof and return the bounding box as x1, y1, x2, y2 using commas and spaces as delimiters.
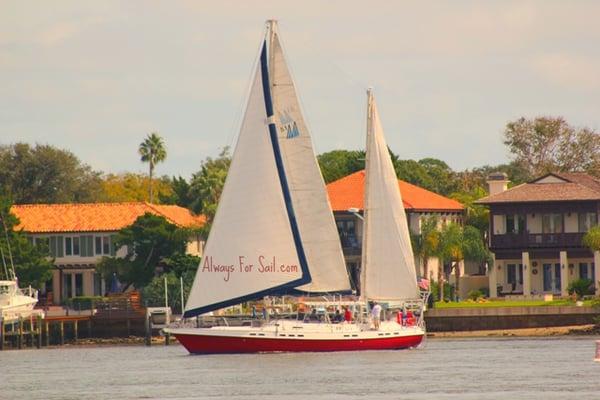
11, 202, 206, 233
327, 170, 464, 212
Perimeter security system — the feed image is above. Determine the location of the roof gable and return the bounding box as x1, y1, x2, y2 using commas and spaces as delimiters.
327, 170, 464, 212
11, 202, 206, 234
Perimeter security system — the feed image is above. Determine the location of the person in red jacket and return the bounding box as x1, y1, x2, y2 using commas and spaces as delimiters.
344, 306, 353, 323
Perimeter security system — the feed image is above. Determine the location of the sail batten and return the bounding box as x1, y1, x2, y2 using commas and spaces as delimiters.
362, 90, 419, 301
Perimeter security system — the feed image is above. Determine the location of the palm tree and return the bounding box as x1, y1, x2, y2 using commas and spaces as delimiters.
583, 226, 600, 292
138, 133, 167, 203
410, 215, 440, 282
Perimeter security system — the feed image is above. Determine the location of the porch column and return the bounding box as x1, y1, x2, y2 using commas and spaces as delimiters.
522, 252, 531, 296
560, 251, 569, 297
489, 253, 497, 298
595, 251, 600, 296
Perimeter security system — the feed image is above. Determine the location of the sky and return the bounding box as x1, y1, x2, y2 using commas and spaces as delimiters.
2, 1, 600, 179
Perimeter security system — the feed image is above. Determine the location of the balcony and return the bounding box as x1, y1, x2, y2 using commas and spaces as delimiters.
491, 232, 586, 250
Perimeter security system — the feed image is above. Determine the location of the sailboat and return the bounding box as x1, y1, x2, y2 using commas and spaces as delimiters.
166, 21, 425, 354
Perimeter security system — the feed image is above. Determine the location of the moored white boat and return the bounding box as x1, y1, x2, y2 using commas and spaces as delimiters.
0, 280, 39, 322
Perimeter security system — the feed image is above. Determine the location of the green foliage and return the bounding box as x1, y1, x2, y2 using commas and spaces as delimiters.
317, 150, 365, 183
449, 187, 489, 231
467, 289, 484, 301
503, 116, 600, 178
583, 226, 600, 252
395, 158, 458, 196
159, 176, 193, 208
430, 280, 454, 302
0, 197, 54, 288
0, 143, 103, 203
141, 270, 194, 311
138, 132, 167, 203
98, 173, 173, 203
95, 213, 191, 291
162, 253, 200, 278
410, 215, 440, 280
567, 278, 595, 300
189, 147, 231, 227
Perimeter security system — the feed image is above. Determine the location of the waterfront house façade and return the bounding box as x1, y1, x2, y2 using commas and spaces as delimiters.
10, 202, 205, 304
476, 172, 600, 298
326, 170, 468, 293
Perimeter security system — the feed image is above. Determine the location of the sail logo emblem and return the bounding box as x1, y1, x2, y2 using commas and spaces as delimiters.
279, 112, 300, 139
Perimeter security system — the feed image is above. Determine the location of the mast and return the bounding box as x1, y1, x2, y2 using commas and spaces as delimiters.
360, 88, 373, 305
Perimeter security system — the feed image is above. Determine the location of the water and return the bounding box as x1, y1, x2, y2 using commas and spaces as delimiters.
2, 337, 600, 400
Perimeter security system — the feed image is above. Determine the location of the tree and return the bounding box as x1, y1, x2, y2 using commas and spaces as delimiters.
189, 147, 231, 227
395, 158, 458, 196
159, 176, 193, 208
99, 173, 173, 203
95, 213, 192, 291
437, 223, 489, 301
317, 150, 365, 183
504, 116, 600, 177
0, 197, 53, 288
138, 133, 167, 204
583, 226, 600, 253
410, 215, 440, 282
449, 187, 489, 232
0, 143, 103, 203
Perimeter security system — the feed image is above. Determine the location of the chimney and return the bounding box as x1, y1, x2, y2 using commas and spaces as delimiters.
486, 172, 509, 196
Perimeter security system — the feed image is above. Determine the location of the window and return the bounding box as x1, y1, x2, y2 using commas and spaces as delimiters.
95, 236, 111, 255
580, 263, 589, 280
506, 215, 526, 234
75, 273, 83, 297
542, 214, 563, 234
336, 220, 357, 248
65, 236, 80, 256
579, 212, 598, 232
507, 264, 523, 289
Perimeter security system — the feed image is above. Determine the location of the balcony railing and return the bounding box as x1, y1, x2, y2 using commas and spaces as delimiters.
491, 232, 586, 249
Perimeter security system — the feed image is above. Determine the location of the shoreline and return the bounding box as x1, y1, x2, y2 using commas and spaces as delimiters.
427, 324, 600, 338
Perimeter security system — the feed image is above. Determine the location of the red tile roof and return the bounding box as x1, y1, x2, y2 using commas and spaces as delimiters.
327, 170, 464, 212
476, 172, 600, 204
11, 202, 206, 233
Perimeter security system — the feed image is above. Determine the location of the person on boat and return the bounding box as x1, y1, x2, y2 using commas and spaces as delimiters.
308, 308, 319, 322
371, 302, 382, 330
333, 309, 342, 323
344, 306, 353, 323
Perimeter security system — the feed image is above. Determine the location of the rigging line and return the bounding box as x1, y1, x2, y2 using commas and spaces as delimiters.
0, 213, 16, 281
0, 238, 8, 281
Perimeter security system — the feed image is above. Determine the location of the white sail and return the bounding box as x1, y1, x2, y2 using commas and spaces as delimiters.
361, 90, 419, 301
184, 42, 306, 317
267, 22, 351, 293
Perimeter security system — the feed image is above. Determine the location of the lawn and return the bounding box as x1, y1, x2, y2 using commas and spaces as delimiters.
433, 299, 594, 308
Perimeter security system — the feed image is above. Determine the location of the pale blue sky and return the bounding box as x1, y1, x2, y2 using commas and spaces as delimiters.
2, 1, 599, 178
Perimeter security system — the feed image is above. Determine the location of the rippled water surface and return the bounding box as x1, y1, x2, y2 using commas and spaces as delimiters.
3, 337, 600, 399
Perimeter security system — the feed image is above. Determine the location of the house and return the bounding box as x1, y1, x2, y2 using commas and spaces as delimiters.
326, 170, 466, 293
476, 172, 600, 298
11, 202, 205, 304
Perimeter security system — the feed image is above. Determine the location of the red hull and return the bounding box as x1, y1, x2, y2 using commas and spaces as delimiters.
173, 333, 424, 354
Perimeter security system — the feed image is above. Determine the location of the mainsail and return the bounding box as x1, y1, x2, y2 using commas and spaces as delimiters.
184, 21, 349, 317
361, 89, 419, 301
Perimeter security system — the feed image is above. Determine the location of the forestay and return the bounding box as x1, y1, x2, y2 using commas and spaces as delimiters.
268, 22, 350, 293
361, 90, 419, 301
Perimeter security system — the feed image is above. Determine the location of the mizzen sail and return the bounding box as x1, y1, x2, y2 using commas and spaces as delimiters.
361, 90, 419, 301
